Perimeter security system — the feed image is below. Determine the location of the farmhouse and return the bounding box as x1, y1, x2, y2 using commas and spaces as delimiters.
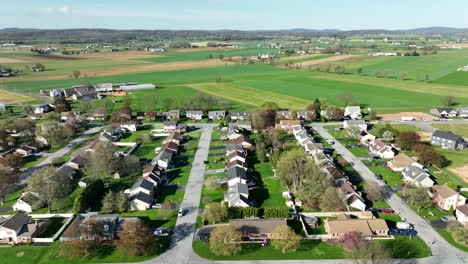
208, 111, 226, 120
0, 213, 47, 244
455, 204, 468, 225
386, 153, 423, 172
325, 215, 389, 239
431, 130, 466, 150
431, 185, 467, 211
401, 165, 434, 188
229, 219, 286, 240
344, 106, 362, 120
430, 108, 457, 118
186, 111, 203, 121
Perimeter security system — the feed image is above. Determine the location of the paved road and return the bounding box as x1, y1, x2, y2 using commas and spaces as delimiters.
19, 125, 104, 182
311, 123, 468, 264
146, 124, 214, 264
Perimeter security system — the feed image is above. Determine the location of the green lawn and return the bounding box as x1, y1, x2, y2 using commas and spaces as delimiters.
249, 162, 286, 208
348, 147, 370, 158
435, 71, 468, 86
436, 228, 468, 252
368, 165, 404, 187
140, 48, 274, 63
432, 147, 468, 187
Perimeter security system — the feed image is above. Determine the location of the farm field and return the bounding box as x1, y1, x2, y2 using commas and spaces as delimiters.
0, 89, 36, 104
435, 72, 468, 86
323, 49, 468, 81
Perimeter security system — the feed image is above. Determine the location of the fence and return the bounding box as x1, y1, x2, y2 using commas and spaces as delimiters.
300, 211, 374, 219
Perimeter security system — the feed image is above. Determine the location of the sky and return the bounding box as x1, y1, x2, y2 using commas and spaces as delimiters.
1, 0, 468, 30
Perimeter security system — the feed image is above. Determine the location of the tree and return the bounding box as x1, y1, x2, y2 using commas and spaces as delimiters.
368, 110, 378, 121
115, 220, 157, 256
116, 191, 129, 212
319, 187, 347, 212
29, 166, 72, 212
447, 222, 467, 246
73, 179, 105, 213
202, 202, 228, 224
209, 225, 242, 256
87, 140, 119, 179
0, 153, 24, 170
396, 131, 420, 150
259, 102, 279, 112
382, 131, 394, 142
119, 155, 140, 177
349, 240, 393, 264
412, 144, 449, 168
60, 239, 98, 258
357, 67, 363, 75
322, 106, 344, 121
401, 187, 432, 211
0, 167, 19, 206
250, 110, 275, 130
72, 70, 81, 79
35, 121, 65, 146
337, 231, 367, 252
345, 126, 362, 141
443, 96, 455, 107
363, 182, 384, 202
270, 224, 301, 253
53, 96, 71, 112
101, 191, 115, 214
337, 92, 354, 106
276, 149, 308, 193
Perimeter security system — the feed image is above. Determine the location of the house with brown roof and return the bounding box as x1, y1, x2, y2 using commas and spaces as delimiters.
226, 159, 247, 171
324, 215, 389, 239
325, 167, 346, 186
276, 110, 293, 120
278, 119, 301, 133
144, 111, 157, 120
228, 151, 246, 163
229, 218, 286, 240
163, 141, 179, 154
431, 185, 466, 211
368, 139, 395, 159
227, 135, 253, 150
386, 153, 423, 172
340, 182, 366, 211
163, 132, 184, 145
455, 204, 468, 225
296, 111, 316, 121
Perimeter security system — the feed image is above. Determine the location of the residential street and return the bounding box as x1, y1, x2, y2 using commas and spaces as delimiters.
146, 124, 215, 264
311, 123, 468, 264
19, 125, 104, 182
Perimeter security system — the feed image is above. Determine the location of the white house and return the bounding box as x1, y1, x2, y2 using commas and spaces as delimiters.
186, 111, 203, 120
227, 167, 248, 187
208, 111, 225, 120
455, 204, 468, 225
368, 139, 395, 159
230, 111, 248, 121
431, 185, 467, 211
34, 104, 53, 114
344, 106, 362, 120
111, 121, 139, 132
343, 120, 367, 131
12, 192, 39, 213
401, 165, 434, 188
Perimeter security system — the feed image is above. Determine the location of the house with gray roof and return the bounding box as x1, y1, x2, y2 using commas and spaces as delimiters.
208, 111, 226, 120
162, 110, 180, 121
432, 130, 466, 150
185, 110, 203, 120
224, 182, 250, 207
458, 107, 468, 118
430, 108, 457, 118
227, 166, 247, 186
0, 213, 46, 244
401, 165, 434, 188
275, 110, 293, 120
230, 111, 248, 121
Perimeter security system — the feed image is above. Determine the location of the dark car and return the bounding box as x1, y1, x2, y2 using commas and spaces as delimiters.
367, 207, 381, 213
197, 234, 210, 243
388, 228, 399, 235
399, 229, 417, 236
380, 208, 395, 214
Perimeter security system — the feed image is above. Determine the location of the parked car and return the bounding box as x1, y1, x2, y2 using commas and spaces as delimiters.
367, 207, 381, 213
388, 228, 399, 236
441, 216, 456, 222
154, 228, 170, 237
396, 222, 413, 230
196, 234, 210, 243
216, 169, 226, 173
152, 203, 162, 209
326, 139, 335, 145
399, 229, 417, 236
178, 209, 184, 217
380, 208, 395, 214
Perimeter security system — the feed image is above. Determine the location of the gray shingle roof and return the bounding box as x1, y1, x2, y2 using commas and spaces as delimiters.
227, 166, 247, 180
134, 192, 153, 205
433, 130, 463, 142
1, 212, 30, 231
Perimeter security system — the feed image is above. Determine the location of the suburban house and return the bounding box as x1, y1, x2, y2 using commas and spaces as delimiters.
325, 167, 347, 186
111, 121, 139, 132
163, 121, 186, 133
208, 111, 226, 120
230, 111, 248, 121
228, 121, 253, 139
228, 151, 246, 163
125, 178, 154, 196
224, 182, 250, 207
185, 111, 203, 121
296, 111, 316, 121
457, 107, 468, 118
344, 106, 362, 120
163, 141, 179, 154
304, 142, 324, 156
324, 214, 389, 239
34, 104, 53, 114
226, 144, 245, 156
12, 192, 40, 213
0, 213, 47, 244
295, 130, 313, 147
275, 110, 293, 120
100, 128, 122, 142
229, 218, 286, 240
60, 111, 81, 121
78, 177, 92, 188
431, 185, 467, 211
430, 108, 458, 118
226, 135, 253, 150
15, 144, 39, 157
91, 109, 107, 120
455, 204, 468, 224
386, 153, 423, 172
0, 103, 5, 111
155, 149, 173, 169
142, 164, 165, 184
136, 112, 145, 120
67, 155, 90, 170
401, 165, 434, 187
431, 130, 466, 150
340, 182, 366, 211
368, 139, 395, 159
359, 131, 376, 146
162, 110, 180, 121
144, 111, 157, 120
343, 120, 367, 131
125, 178, 155, 211
226, 159, 248, 171
278, 120, 301, 132
227, 166, 248, 186
163, 132, 184, 145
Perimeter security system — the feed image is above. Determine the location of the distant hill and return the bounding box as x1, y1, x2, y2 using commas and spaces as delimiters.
0, 27, 467, 43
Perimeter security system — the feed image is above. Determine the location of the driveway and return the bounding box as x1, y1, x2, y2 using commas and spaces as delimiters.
311, 123, 468, 264
19, 125, 104, 182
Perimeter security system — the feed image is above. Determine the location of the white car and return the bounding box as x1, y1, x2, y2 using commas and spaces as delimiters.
216, 169, 226, 173
178, 209, 184, 217
326, 139, 335, 145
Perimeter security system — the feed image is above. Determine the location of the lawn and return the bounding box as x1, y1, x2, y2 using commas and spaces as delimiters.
140, 48, 274, 63
368, 165, 404, 187
432, 147, 468, 187
348, 147, 370, 158
436, 228, 468, 252
248, 162, 286, 208
435, 71, 468, 86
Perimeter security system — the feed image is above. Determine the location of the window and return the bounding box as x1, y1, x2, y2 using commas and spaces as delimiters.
104, 224, 109, 231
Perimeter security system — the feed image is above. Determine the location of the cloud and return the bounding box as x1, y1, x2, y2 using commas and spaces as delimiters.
28, 6, 71, 16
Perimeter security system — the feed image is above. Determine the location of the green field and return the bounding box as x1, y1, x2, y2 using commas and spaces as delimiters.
141, 48, 275, 63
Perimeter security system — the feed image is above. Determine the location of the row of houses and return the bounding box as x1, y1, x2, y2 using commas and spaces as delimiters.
430, 107, 468, 119
292, 124, 367, 211
45, 82, 155, 100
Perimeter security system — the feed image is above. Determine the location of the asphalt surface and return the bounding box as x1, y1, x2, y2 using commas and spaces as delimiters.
19, 125, 104, 182
146, 124, 215, 264
311, 123, 468, 264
